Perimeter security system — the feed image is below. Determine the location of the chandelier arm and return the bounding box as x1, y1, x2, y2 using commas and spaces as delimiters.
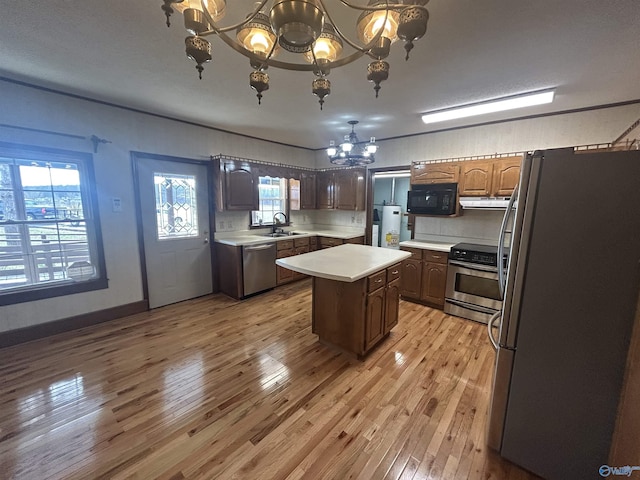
335, 0, 408, 12
198, 0, 270, 35
316, 0, 389, 54
213, 28, 373, 71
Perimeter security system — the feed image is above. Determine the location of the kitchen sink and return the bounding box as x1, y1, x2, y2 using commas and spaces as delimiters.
260, 232, 304, 238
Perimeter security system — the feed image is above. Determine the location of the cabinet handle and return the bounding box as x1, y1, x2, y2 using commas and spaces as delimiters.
432, 255, 441, 259
376, 278, 383, 283
391, 270, 398, 274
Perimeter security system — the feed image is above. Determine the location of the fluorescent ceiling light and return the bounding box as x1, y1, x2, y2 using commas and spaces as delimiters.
374, 170, 411, 178
421, 89, 555, 125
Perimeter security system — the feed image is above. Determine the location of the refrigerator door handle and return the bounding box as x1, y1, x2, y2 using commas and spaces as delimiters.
487, 310, 502, 350
497, 186, 518, 299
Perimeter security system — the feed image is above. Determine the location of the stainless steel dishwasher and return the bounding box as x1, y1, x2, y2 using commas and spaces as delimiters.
242, 242, 277, 296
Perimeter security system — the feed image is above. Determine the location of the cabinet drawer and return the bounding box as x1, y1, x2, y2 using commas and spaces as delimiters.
277, 239, 294, 250
319, 237, 343, 248
294, 237, 310, 247
423, 250, 447, 264
294, 246, 309, 255
400, 247, 423, 260
277, 248, 293, 258
368, 270, 387, 292
387, 263, 401, 282
309, 236, 317, 245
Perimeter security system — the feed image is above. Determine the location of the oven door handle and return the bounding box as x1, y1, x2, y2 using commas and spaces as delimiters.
445, 298, 498, 314
449, 260, 498, 273
487, 310, 502, 350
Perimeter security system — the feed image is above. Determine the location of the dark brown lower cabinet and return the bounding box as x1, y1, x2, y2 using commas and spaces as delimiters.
277, 237, 310, 285
400, 247, 448, 308
421, 262, 447, 306
313, 263, 401, 358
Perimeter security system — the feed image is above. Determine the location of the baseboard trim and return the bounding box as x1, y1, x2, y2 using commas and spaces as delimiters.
0, 300, 149, 349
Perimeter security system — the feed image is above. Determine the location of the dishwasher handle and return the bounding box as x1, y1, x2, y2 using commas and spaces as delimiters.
244, 243, 275, 251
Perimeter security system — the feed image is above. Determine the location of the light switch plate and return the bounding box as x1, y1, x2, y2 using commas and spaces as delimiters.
112, 197, 122, 212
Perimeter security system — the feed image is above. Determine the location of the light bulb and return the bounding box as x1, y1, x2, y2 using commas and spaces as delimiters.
327, 146, 337, 156
250, 32, 270, 54
342, 142, 353, 153
366, 144, 378, 154
372, 16, 392, 38
313, 39, 332, 60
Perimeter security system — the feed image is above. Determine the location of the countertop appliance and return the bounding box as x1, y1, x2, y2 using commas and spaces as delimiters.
444, 242, 504, 324
406, 183, 457, 215
242, 242, 277, 297
380, 205, 401, 249
487, 148, 640, 480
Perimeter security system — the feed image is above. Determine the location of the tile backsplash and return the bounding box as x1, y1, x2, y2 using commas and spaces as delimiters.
215, 209, 365, 232
414, 209, 503, 245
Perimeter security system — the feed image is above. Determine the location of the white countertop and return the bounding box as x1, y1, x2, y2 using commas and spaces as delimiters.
276, 244, 411, 282
399, 240, 457, 252
215, 229, 364, 246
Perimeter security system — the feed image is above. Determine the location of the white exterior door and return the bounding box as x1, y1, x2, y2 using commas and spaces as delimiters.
136, 156, 212, 308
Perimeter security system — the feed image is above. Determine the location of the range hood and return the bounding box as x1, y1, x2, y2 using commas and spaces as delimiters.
459, 196, 511, 209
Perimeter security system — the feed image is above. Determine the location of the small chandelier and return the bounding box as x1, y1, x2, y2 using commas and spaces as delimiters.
160, 0, 430, 108
327, 121, 377, 166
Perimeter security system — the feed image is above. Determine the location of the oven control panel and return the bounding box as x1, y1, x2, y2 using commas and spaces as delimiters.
449, 248, 498, 266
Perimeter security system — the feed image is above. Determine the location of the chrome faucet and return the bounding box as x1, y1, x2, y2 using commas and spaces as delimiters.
271, 212, 289, 233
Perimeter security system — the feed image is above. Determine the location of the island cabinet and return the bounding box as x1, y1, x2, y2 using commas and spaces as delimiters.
313, 262, 402, 357
400, 247, 448, 308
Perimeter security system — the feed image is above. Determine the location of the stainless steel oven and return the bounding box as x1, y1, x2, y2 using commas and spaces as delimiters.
444, 243, 504, 324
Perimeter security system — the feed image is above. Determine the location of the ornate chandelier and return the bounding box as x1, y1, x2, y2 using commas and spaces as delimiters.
327, 121, 377, 166
160, 0, 430, 108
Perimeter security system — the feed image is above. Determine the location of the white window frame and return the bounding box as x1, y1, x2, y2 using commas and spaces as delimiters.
0, 142, 107, 305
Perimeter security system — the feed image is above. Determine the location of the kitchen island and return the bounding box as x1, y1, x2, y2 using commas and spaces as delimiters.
277, 244, 411, 358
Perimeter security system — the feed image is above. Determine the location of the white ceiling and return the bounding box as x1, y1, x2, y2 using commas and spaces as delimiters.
1, 0, 639, 150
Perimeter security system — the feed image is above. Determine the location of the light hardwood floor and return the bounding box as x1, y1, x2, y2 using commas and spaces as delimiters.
0, 280, 541, 479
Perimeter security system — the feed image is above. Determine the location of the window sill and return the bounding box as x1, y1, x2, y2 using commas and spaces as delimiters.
0, 277, 109, 306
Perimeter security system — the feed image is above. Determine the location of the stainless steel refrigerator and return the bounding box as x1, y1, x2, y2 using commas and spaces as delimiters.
487, 148, 640, 480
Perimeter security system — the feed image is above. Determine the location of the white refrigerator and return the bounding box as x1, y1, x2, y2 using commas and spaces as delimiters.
487, 148, 640, 479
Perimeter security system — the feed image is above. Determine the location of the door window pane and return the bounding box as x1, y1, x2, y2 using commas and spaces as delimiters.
154, 173, 198, 239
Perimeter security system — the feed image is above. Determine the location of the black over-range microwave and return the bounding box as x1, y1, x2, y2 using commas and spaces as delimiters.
406, 183, 457, 215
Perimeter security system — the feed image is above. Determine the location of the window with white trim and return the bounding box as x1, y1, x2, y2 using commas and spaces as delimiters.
0, 142, 106, 303
251, 176, 288, 226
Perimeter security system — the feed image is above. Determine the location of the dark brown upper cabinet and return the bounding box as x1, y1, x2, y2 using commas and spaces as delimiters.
220, 159, 258, 211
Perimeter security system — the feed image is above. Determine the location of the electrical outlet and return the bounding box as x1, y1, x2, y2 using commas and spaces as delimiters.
228, 220, 233, 230
351, 216, 355, 224
220, 221, 225, 230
